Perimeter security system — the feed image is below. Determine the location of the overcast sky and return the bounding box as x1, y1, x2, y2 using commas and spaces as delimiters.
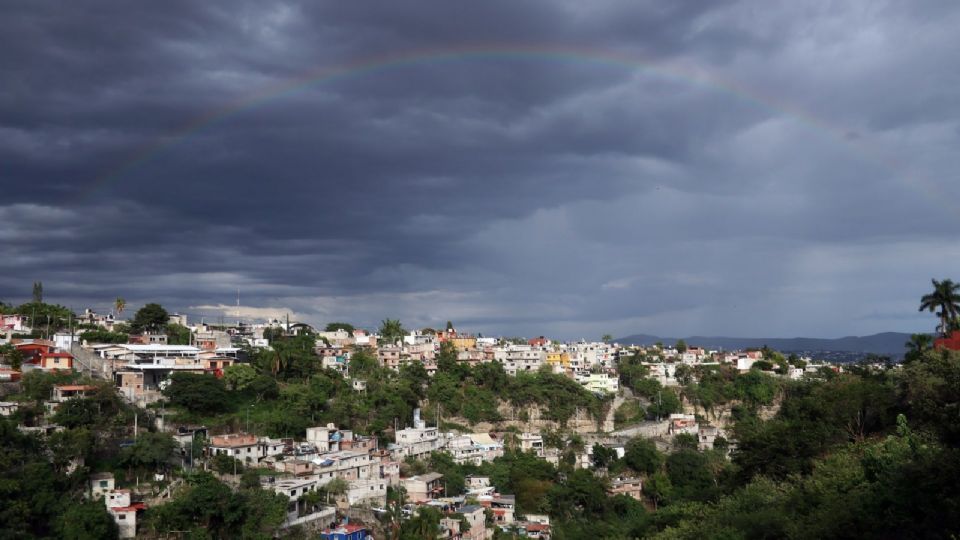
2, 1, 959, 339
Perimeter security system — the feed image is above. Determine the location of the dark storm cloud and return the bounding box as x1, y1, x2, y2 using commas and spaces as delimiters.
2, 0, 960, 337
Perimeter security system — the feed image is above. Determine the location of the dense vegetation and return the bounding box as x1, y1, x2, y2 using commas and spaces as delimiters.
394, 349, 960, 539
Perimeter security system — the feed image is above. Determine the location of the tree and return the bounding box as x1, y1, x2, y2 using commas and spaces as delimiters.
162, 372, 230, 413
624, 437, 663, 475
643, 472, 672, 509
0, 344, 24, 370
131, 303, 169, 332
904, 333, 934, 363
78, 328, 128, 344
400, 506, 442, 540
602, 334, 613, 343
52, 399, 100, 429
55, 499, 118, 540
32, 281, 43, 304
121, 432, 176, 472
592, 443, 617, 469
919, 278, 960, 336
324, 322, 355, 333
322, 477, 349, 504
247, 375, 279, 402
223, 364, 258, 391
676, 339, 688, 353
675, 364, 695, 386
114, 297, 126, 316
673, 433, 699, 451
211, 453, 243, 475
165, 323, 191, 345
378, 318, 405, 346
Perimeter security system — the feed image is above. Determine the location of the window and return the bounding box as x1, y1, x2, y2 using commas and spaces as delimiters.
118, 514, 126, 520
100, 481, 108, 487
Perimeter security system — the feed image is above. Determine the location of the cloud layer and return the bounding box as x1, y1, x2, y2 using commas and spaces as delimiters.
2, 0, 959, 338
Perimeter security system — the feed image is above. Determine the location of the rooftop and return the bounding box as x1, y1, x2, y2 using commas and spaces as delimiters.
121, 344, 200, 352
407, 472, 443, 483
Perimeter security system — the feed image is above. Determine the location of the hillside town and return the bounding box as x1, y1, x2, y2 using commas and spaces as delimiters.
0, 294, 914, 539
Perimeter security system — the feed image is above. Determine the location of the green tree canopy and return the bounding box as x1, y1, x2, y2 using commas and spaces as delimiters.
131, 303, 170, 332
378, 318, 405, 345
324, 322, 355, 333
162, 372, 230, 413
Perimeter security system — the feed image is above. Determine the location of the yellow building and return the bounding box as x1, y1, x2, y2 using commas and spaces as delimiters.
545, 351, 570, 370
446, 334, 477, 351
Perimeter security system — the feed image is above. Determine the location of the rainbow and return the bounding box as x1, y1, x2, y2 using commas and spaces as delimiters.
82, 43, 949, 210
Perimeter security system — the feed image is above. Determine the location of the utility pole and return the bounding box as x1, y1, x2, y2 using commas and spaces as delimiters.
134, 412, 138, 440
657, 391, 662, 423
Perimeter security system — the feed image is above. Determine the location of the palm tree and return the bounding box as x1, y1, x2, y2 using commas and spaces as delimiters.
378, 318, 405, 346
115, 297, 126, 316
919, 279, 960, 337
904, 333, 934, 363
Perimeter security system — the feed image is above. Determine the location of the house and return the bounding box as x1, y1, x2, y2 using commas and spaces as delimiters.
736, 355, 757, 371
1, 314, 31, 332
271, 477, 326, 522
53, 332, 80, 352
0, 402, 18, 416
480, 494, 515, 526
441, 516, 463, 539
576, 372, 619, 395
89, 472, 115, 500
14, 342, 53, 363
277, 459, 315, 477
519, 433, 544, 456
439, 330, 477, 351
39, 352, 74, 371
273, 478, 319, 501
0, 368, 22, 382
53, 384, 97, 402
379, 460, 401, 486
668, 414, 698, 435
321, 523, 368, 540
608, 477, 643, 500
698, 425, 720, 450
209, 433, 260, 463
402, 472, 444, 502
517, 522, 551, 539
311, 450, 375, 485
391, 409, 443, 460
104, 489, 145, 539
528, 336, 551, 347
79, 308, 119, 330
466, 475, 491, 490
377, 345, 403, 369
345, 478, 387, 506
458, 504, 486, 540
306, 424, 345, 453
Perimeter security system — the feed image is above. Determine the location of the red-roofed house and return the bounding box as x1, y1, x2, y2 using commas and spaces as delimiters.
39, 352, 74, 371
15, 342, 53, 364
527, 336, 550, 347
105, 489, 145, 538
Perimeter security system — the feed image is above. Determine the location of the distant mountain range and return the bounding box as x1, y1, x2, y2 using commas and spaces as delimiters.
614, 332, 919, 360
